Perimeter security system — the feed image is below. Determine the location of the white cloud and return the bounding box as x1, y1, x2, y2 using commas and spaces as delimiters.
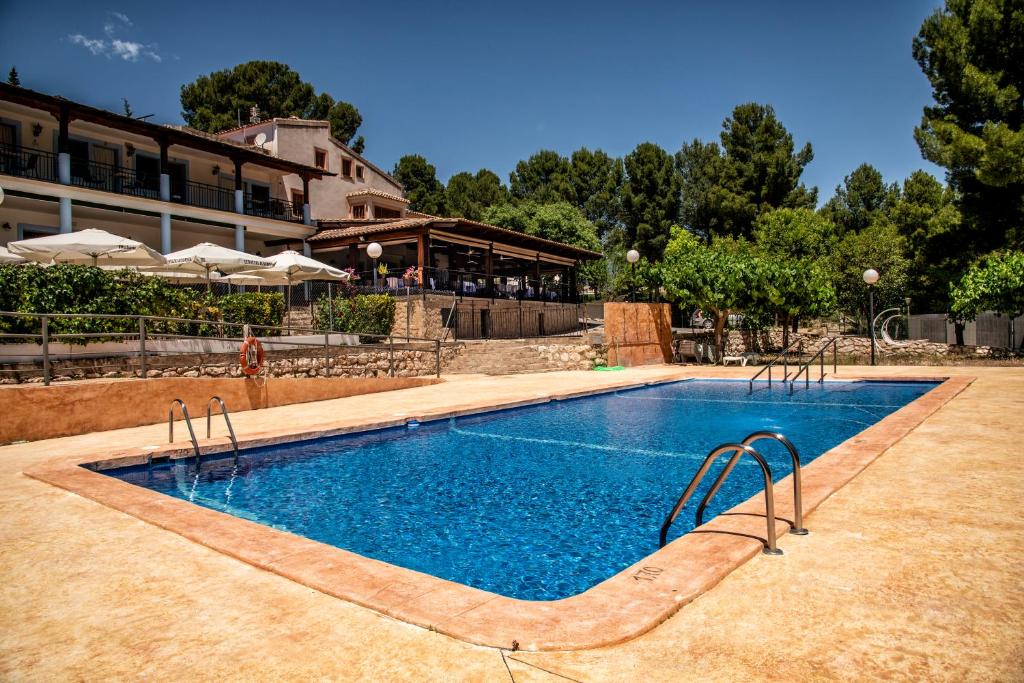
66, 11, 160, 63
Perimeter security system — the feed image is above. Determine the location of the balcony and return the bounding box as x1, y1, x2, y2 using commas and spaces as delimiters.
352, 266, 575, 303
0, 143, 304, 224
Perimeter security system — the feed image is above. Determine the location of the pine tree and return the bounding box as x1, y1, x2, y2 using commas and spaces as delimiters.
7, 66, 20, 87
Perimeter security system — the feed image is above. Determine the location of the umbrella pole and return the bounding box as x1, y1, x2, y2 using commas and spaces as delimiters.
287, 276, 293, 335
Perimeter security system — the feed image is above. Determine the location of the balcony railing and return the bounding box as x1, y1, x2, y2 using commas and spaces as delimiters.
0, 143, 303, 224
0, 143, 58, 183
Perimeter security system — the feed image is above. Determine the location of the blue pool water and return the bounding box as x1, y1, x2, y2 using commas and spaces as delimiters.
103, 379, 936, 601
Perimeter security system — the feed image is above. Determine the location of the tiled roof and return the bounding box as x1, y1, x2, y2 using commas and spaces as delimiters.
346, 188, 410, 203
309, 218, 432, 241
308, 216, 602, 259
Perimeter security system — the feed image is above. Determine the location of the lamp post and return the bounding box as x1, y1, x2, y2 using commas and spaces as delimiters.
863, 268, 879, 365
626, 249, 640, 303
367, 242, 382, 290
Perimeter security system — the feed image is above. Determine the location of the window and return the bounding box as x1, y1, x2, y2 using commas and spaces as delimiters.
292, 189, 305, 207
314, 148, 328, 170
341, 159, 352, 177
0, 123, 15, 148
136, 155, 160, 191
375, 206, 401, 219
351, 203, 366, 218
355, 165, 364, 180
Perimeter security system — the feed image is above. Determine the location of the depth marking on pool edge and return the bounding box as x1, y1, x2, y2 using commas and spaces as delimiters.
632, 566, 664, 582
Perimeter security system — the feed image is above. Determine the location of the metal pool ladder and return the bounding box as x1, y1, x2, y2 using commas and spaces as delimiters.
659, 431, 808, 555
168, 398, 201, 466
789, 337, 838, 394
748, 337, 804, 393
206, 396, 239, 464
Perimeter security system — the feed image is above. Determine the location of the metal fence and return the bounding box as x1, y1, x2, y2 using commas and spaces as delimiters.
442, 301, 588, 340
909, 312, 1023, 349
0, 311, 450, 386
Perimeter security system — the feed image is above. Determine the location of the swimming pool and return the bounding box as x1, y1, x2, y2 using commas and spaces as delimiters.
102, 379, 937, 601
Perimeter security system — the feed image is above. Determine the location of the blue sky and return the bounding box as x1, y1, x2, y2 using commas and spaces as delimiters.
0, 1, 943, 199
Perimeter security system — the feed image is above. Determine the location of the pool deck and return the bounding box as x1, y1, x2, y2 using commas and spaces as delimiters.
2, 365, 1022, 680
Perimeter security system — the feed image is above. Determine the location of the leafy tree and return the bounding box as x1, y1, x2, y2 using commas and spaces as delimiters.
568, 148, 624, 240
392, 155, 446, 215
676, 139, 725, 238
509, 150, 574, 203
7, 66, 20, 86
914, 0, 1024, 251
122, 98, 133, 118
481, 201, 600, 251
180, 61, 363, 144
949, 252, 1024, 345
752, 208, 838, 342
621, 142, 682, 260
830, 220, 911, 328
820, 163, 901, 236
676, 103, 816, 240
660, 228, 764, 355
445, 169, 508, 220
888, 170, 962, 310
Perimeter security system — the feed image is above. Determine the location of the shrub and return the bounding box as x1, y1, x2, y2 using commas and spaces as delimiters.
219, 292, 285, 335
0, 264, 285, 343
315, 294, 395, 336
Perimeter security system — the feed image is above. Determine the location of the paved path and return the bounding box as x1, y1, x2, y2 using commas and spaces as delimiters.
1, 366, 1021, 681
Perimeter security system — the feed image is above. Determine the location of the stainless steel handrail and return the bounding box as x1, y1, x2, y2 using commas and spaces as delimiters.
168, 398, 201, 466
748, 336, 804, 394
206, 396, 239, 464
695, 431, 808, 535
789, 337, 838, 394
659, 443, 783, 555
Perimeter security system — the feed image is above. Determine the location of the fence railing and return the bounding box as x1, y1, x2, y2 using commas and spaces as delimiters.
0, 311, 450, 386
442, 301, 589, 340
0, 142, 302, 224
350, 266, 576, 302
0, 143, 58, 183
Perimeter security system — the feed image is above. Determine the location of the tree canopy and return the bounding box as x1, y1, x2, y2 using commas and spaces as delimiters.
621, 142, 681, 260
913, 0, 1024, 252
180, 61, 364, 145
950, 250, 1024, 324
568, 148, 624, 240
445, 169, 508, 221
820, 163, 900, 236
509, 150, 574, 204
7, 66, 19, 86
481, 201, 600, 252
392, 155, 446, 216
676, 103, 816, 240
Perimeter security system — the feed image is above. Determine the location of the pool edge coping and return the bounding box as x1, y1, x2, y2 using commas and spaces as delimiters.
22, 372, 973, 652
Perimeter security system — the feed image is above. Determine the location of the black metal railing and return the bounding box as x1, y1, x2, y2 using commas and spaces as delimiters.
351, 266, 575, 302
0, 143, 58, 182
0, 142, 302, 223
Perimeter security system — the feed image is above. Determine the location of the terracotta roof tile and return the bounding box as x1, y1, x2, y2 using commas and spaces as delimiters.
345, 188, 410, 203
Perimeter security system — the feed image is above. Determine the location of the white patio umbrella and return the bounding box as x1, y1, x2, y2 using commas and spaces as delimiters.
7, 228, 165, 268
161, 242, 274, 290
237, 249, 351, 320
0, 246, 26, 264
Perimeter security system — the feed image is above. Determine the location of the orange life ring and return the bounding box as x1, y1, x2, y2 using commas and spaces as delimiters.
239, 336, 265, 376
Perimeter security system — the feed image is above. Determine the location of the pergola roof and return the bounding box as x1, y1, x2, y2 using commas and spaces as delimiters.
0, 84, 331, 179
310, 216, 603, 261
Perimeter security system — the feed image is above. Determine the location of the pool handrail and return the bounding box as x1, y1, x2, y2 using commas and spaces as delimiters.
748, 336, 805, 394
789, 337, 839, 394
659, 442, 783, 555
168, 398, 201, 466
206, 396, 239, 464
694, 431, 808, 536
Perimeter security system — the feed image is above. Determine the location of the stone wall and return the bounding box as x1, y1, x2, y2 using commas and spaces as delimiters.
680, 328, 1003, 360
443, 337, 607, 374
0, 344, 464, 384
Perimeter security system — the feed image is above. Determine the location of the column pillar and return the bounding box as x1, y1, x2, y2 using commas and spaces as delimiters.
160, 214, 171, 254
302, 174, 311, 225
233, 158, 244, 214
159, 174, 170, 202
234, 225, 245, 252
303, 241, 311, 257
57, 105, 71, 185
59, 198, 72, 233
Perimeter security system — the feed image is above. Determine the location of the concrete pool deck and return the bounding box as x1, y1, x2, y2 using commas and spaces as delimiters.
1, 365, 1022, 680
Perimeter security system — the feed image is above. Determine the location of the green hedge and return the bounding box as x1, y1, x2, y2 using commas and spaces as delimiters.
0, 264, 284, 342
314, 294, 395, 337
